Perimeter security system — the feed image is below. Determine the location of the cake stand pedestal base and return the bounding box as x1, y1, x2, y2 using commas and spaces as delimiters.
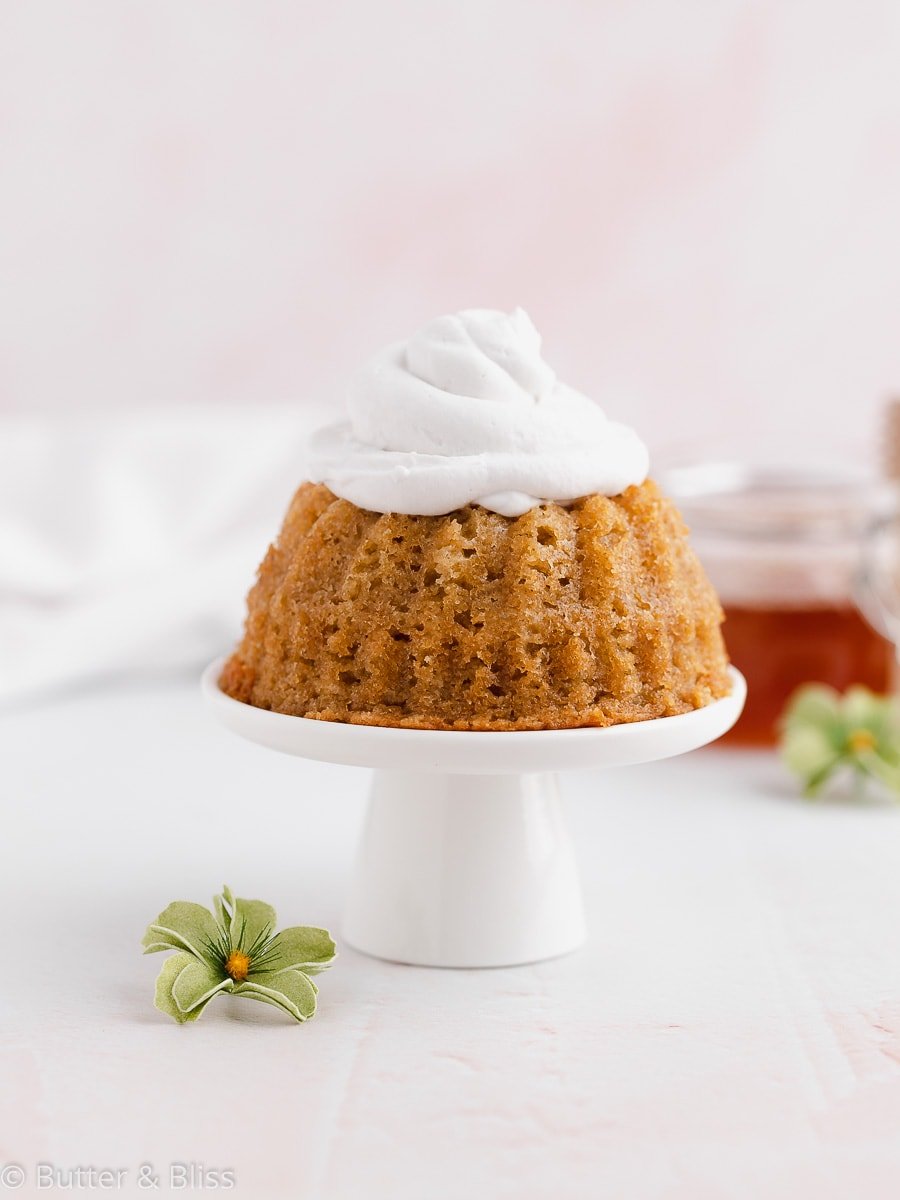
344, 771, 585, 967
202, 661, 745, 969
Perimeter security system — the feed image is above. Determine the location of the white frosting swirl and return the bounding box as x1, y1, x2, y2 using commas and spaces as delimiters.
307, 308, 649, 517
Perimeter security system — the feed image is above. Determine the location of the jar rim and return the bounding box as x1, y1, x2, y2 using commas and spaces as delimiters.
660, 460, 892, 543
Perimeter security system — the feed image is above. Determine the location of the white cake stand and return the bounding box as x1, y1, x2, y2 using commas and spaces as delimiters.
202, 661, 745, 968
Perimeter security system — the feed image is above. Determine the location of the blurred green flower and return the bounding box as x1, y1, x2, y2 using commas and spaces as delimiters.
143, 885, 335, 1024
780, 685, 900, 799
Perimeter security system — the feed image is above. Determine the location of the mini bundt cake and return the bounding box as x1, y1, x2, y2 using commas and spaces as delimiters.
219, 480, 730, 731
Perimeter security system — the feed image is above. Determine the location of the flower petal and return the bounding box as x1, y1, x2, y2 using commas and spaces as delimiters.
841, 686, 885, 730
154, 952, 222, 1024
213, 887, 232, 935
172, 958, 231, 1015
782, 725, 839, 780
230, 897, 276, 952
142, 932, 181, 955
143, 902, 222, 964
859, 752, 900, 795
260, 926, 336, 975
802, 758, 842, 798
781, 685, 842, 740
234, 969, 318, 1022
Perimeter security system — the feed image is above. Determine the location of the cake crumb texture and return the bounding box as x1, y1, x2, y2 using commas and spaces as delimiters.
220, 481, 730, 730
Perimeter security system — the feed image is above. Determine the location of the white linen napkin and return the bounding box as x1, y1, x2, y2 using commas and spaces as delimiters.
0, 406, 323, 705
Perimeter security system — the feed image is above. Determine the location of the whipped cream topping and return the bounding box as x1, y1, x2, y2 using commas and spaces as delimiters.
307, 308, 649, 517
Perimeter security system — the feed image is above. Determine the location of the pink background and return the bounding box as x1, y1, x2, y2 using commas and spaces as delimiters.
3, 1, 900, 460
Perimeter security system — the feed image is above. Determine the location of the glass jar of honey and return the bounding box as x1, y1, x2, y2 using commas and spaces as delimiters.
663, 461, 896, 745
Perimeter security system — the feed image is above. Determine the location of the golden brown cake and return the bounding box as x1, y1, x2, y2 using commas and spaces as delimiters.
220, 480, 730, 731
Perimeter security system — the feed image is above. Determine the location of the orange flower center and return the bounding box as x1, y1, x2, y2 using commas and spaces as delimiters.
847, 728, 877, 754
225, 950, 251, 981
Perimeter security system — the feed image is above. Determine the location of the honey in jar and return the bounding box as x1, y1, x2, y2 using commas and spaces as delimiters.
717, 603, 891, 745
663, 462, 895, 746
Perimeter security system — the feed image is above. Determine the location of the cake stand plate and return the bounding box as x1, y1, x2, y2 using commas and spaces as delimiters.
202, 662, 746, 968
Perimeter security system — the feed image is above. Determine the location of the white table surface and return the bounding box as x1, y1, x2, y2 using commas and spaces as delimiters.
4, 677, 900, 1199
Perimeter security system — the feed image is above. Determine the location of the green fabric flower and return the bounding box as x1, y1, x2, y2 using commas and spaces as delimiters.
142, 885, 336, 1024
780, 685, 900, 798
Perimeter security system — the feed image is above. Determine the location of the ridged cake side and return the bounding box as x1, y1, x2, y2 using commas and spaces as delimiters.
220, 482, 730, 730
